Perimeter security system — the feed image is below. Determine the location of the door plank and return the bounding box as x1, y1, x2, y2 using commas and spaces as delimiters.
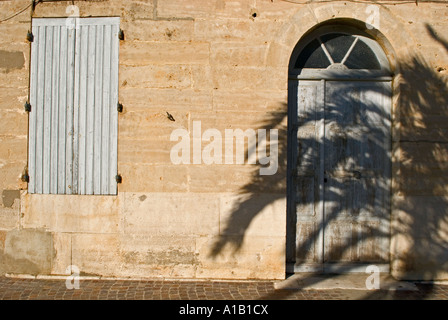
323, 81, 391, 264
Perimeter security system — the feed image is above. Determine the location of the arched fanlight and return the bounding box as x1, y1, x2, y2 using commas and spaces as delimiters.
289, 26, 391, 79
295, 33, 381, 70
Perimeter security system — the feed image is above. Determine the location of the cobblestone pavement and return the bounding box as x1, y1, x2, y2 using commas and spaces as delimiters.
0, 276, 447, 300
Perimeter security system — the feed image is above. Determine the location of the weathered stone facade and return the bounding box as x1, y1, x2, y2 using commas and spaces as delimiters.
0, 0, 447, 280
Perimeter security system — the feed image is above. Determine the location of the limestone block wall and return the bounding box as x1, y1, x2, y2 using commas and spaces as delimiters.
0, 0, 32, 274
0, 0, 447, 280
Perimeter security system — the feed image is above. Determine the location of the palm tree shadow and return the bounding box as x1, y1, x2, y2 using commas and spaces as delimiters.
358, 23, 448, 300
208, 110, 288, 257
208, 23, 448, 300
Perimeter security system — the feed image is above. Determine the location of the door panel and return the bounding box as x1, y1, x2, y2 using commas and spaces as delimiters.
292, 80, 324, 267
323, 81, 391, 264
289, 79, 391, 271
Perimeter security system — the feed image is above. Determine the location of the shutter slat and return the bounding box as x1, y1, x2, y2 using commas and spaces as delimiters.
58, 25, 68, 194
43, 25, 53, 194
86, 24, 96, 195
65, 26, 76, 194
101, 24, 112, 195
77, 24, 89, 195
72, 21, 81, 195
35, 25, 46, 194
50, 26, 60, 194
109, 23, 119, 195
94, 25, 104, 195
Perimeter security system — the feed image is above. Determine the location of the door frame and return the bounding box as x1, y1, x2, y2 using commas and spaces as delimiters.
286, 25, 393, 273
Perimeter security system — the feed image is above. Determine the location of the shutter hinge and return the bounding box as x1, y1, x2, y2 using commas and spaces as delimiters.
115, 174, 122, 184
26, 30, 34, 42
118, 29, 124, 41
21, 170, 29, 183
24, 102, 31, 112
117, 103, 123, 113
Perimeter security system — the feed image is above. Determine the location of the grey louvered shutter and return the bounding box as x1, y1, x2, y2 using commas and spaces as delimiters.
28, 17, 120, 195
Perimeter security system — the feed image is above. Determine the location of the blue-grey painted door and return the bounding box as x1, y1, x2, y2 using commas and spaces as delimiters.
288, 79, 391, 272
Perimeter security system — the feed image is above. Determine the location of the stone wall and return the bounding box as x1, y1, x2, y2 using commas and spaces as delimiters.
0, 0, 447, 280
0, 0, 31, 275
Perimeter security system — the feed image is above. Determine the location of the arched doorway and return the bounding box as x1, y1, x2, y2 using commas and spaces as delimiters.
286, 25, 393, 273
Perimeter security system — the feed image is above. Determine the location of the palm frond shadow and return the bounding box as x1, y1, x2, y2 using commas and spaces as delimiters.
208, 110, 288, 257
208, 24, 448, 300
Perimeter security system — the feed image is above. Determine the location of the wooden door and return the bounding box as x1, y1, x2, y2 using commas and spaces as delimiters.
288, 80, 391, 272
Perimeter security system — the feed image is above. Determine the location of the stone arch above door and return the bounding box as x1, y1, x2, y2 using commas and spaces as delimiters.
266, 3, 408, 73
289, 25, 392, 80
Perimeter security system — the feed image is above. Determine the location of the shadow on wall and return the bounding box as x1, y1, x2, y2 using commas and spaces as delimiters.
208, 109, 288, 257
391, 24, 448, 281
208, 23, 448, 294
